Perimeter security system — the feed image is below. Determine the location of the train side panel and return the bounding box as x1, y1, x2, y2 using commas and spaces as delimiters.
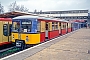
12, 33, 18, 42
21, 33, 40, 44
12, 33, 40, 44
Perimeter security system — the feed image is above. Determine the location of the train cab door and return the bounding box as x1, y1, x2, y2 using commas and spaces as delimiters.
3, 22, 12, 42
45, 22, 49, 39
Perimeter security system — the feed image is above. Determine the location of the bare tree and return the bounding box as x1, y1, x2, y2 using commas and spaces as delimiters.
8, 1, 29, 12
0, 2, 4, 14
34, 9, 37, 14
8, 1, 16, 12
40, 10, 42, 14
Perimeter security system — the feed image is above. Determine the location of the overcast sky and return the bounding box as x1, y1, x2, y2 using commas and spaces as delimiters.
0, 0, 90, 12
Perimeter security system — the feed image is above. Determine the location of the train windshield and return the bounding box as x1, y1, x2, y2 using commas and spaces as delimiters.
21, 21, 32, 33
12, 21, 20, 32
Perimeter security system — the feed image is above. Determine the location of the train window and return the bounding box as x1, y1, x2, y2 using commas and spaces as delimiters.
56, 25, 58, 30
12, 22, 20, 32
21, 21, 32, 33
56, 22, 58, 24
46, 23, 48, 30
70, 23, 71, 28
61, 23, 64, 29
52, 22, 54, 25
56, 22, 58, 30
59, 22, 61, 26
3, 24, 12, 36
68, 23, 70, 28
68, 24, 69, 28
52, 22, 55, 30
3, 24, 8, 36
63, 23, 64, 28
64, 23, 66, 28
64, 23, 66, 29
48, 23, 51, 31
52, 25, 54, 30
68, 23, 71, 28
67, 23, 68, 28
37, 21, 41, 32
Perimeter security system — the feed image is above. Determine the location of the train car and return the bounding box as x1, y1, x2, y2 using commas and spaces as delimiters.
60, 21, 72, 35
11, 15, 69, 49
72, 22, 80, 31
61, 22, 67, 35
0, 18, 12, 48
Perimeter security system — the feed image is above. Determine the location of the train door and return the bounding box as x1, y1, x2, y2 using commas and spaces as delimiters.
65, 23, 68, 33
0, 21, 3, 43
9, 22, 12, 41
59, 22, 61, 35
66, 23, 68, 33
3, 22, 12, 42
45, 22, 48, 39
71, 23, 73, 31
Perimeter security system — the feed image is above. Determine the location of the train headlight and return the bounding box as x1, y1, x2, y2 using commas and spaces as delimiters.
26, 36, 29, 42
12, 34, 14, 40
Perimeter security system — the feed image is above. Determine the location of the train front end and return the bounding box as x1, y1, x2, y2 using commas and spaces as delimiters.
12, 17, 40, 49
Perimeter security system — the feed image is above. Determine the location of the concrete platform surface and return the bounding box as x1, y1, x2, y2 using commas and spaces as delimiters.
25, 28, 90, 60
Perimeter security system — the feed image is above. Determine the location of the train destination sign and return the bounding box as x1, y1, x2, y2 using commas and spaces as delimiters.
22, 22, 31, 24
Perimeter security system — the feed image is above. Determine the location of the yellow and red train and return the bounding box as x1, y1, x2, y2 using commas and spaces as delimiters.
0, 18, 12, 47
11, 16, 72, 48
0, 16, 81, 49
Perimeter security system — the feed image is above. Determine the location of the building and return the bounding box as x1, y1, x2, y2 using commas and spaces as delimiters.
0, 10, 90, 28
33, 10, 89, 27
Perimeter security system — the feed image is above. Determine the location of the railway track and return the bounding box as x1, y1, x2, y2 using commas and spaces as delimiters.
0, 46, 15, 53
0, 46, 21, 58
0, 44, 36, 59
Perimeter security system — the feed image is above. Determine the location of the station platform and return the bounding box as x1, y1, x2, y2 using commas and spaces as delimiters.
1, 28, 90, 60
25, 28, 90, 60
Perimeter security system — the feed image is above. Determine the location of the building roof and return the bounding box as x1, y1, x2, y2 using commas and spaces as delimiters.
0, 11, 38, 18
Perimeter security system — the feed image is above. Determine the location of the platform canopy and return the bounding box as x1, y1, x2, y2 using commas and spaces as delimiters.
0, 11, 38, 18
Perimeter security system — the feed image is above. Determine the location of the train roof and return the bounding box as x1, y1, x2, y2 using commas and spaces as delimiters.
13, 15, 68, 22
